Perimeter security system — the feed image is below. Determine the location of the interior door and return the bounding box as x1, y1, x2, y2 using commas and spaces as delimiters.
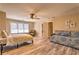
42, 23, 47, 38
42, 22, 53, 38
48, 22, 53, 36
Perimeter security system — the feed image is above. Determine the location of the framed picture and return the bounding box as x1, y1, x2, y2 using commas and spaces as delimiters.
70, 21, 76, 28
65, 19, 76, 28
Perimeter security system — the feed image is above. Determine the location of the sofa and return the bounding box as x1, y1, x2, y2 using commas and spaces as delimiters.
0, 30, 33, 55
50, 30, 79, 50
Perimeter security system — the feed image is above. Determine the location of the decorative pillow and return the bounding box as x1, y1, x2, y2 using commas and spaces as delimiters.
60, 32, 70, 36
71, 32, 79, 37
55, 30, 62, 35
1, 30, 8, 38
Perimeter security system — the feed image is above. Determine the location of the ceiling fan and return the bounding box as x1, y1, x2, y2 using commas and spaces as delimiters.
29, 13, 55, 20
30, 13, 40, 19
28, 8, 55, 20
28, 8, 41, 20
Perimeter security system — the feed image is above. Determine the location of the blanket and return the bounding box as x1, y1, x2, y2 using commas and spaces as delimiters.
6, 34, 33, 46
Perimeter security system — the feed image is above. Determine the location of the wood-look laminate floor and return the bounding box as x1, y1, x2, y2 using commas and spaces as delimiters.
3, 37, 79, 55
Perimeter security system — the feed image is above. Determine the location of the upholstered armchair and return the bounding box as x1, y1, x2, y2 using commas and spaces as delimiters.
29, 29, 36, 36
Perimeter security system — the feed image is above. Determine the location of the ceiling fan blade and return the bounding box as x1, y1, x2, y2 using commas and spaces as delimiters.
31, 8, 40, 14
30, 13, 35, 19
34, 18, 40, 19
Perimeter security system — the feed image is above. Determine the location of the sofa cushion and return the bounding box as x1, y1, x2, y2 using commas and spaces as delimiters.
70, 38, 79, 48
71, 32, 79, 37
60, 32, 70, 36
54, 30, 70, 36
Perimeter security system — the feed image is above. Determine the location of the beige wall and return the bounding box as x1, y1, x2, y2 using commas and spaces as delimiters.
34, 21, 43, 37
0, 11, 6, 31
1, 8, 79, 37
34, 19, 53, 37
53, 13, 79, 32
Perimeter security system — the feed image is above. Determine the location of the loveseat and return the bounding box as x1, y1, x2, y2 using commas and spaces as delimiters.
50, 30, 79, 50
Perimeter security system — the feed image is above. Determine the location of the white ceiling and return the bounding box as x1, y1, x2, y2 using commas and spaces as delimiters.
0, 3, 79, 21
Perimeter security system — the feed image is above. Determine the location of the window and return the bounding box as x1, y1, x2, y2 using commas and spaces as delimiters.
10, 22, 29, 33
18, 23, 24, 33
24, 24, 29, 33
11, 23, 18, 33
